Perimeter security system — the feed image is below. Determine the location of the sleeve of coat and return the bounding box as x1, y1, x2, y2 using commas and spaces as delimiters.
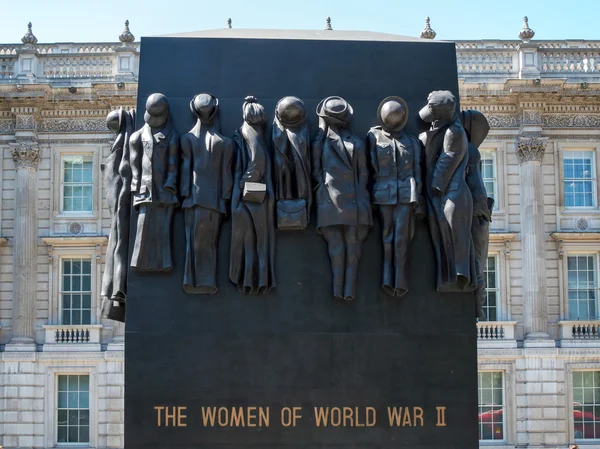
179, 135, 191, 199
367, 130, 379, 179
311, 128, 325, 187
432, 126, 467, 194
412, 136, 423, 197
221, 137, 234, 201
164, 133, 179, 193
129, 131, 142, 194
357, 139, 370, 192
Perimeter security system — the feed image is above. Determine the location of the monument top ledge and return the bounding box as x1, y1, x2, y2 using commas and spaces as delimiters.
152, 28, 443, 43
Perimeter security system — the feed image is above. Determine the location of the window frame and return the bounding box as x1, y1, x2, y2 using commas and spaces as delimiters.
42, 238, 107, 327
480, 149, 499, 212
477, 362, 515, 446
557, 143, 600, 215
59, 256, 94, 326
566, 253, 599, 321
565, 363, 600, 444
56, 373, 91, 445
562, 149, 598, 210
478, 370, 506, 443
60, 153, 95, 215
51, 145, 102, 220
44, 366, 98, 449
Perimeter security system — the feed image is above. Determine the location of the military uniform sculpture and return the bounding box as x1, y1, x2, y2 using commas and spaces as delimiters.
368, 96, 423, 297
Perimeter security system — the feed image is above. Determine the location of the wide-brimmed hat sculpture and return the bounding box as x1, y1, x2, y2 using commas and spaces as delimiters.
316, 96, 353, 126
275, 96, 306, 128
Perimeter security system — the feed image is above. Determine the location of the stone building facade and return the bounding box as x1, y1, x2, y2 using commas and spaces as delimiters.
1, 18, 600, 449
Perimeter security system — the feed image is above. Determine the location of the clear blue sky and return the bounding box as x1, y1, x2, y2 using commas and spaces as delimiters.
1, 0, 597, 43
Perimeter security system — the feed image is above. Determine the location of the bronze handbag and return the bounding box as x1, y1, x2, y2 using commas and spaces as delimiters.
276, 199, 308, 230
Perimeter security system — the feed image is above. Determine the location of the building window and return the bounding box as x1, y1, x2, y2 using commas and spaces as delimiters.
478, 371, 504, 441
57, 374, 90, 444
482, 256, 499, 321
481, 151, 497, 209
60, 258, 92, 325
568, 255, 598, 320
573, 371, 600, 440
62, 154, 93, 213
564, 151, 596, 208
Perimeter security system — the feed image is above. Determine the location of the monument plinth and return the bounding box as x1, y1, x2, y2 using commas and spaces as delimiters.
123, 29, 479, 449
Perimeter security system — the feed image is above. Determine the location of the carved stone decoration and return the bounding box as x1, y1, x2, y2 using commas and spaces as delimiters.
419, 91, 477, 293
312, 96, 372, 300
38, 118, 107, 133
100, 107, 136, 324
368, 96, 423, 297
576, 217, 591, 231
15, 115, 35, 131
462, 110, 494, 319
0, 120, 16, 134
68, 222, 84, 235
485, 115, 521, 128
229, 96, 276, 294
518, 16, 535, 43
542, 114, 600, 128
522, 110, 542, 125
129, 93, 179, 271
12, 143, 41, 169
272, 96, 312, 231
119, 20, 135, 46
516, 137, 547, 164
420, 17, 436, 39
21, 22, 38, 47
180, 93, 233, 294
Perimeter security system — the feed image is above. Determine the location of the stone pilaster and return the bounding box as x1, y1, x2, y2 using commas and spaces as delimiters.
517, 137, 553, 346
7, 143, 41, 351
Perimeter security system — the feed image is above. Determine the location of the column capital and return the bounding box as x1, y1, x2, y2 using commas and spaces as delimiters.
517, 137, 548, 164
11, 143, 40, 169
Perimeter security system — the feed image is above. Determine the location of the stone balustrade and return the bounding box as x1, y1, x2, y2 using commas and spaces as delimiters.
559, 321, 600, 347
476, 321, 518, 349
42, 324, 103, 351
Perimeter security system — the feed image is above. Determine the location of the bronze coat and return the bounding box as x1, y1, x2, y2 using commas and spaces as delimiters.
312, 125, 372, 231
420, 117, 476, 292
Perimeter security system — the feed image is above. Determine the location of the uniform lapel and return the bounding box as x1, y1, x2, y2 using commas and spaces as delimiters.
327, 127, 351, 168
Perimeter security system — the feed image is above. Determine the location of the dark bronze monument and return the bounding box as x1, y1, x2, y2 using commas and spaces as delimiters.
115, 28, 483, 449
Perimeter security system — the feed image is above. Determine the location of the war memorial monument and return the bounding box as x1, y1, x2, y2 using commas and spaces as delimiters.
100, 25, 492, 449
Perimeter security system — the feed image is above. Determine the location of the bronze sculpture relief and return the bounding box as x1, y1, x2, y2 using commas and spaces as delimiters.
419, 91, 476, 293
229, 96, 276, 294
462, 110, 494, 319
101, 107, 135, 323
130, 93, 180, 271
312, 96, 372, 300
180, 93, 234, 294
368, 96, 423, 297
272, 96, 312, 230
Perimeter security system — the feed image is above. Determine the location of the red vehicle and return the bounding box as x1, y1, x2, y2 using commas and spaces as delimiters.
478, 406, 600, 440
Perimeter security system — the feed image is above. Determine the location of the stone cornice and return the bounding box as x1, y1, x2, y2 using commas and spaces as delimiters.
550, 232, 600, 242
42, 236, 108, 247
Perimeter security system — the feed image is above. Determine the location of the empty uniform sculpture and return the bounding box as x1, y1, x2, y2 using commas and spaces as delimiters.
312, 96, 372, 300
229, 96, 276, 294
100, 107, 136, 323
367, 96, 423, 297
129, 93, 180, 271
419, 91, 476, 292
272, 96, 312, 230
462, 109, 494, 319
180, 93, 234, 294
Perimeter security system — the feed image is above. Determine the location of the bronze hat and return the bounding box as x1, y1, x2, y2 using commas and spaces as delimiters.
316, 96, 353, 126
144, 93, 169, 128
190, 93, 218, 122
377, 96, 409, 133
275, 96, 306, 127
418, 90, 456, 123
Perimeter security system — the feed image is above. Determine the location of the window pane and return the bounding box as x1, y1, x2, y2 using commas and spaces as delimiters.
568, 256, 598, 320
564, 152, 596, 209
574, 371, 600, 440
482, 256, 500, 322
61, 258, 93, 325
479, 371, 505, 441
57, 426, 68, 443
57, 374, 90, 445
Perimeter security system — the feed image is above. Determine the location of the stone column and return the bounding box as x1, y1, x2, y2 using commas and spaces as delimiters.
8, 143, 40, 350
517, 137, 552, 346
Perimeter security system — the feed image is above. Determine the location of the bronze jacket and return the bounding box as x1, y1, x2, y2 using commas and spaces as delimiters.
312, 125, 372, 230
130, 122, 179, 206
367, 127, 422, 206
